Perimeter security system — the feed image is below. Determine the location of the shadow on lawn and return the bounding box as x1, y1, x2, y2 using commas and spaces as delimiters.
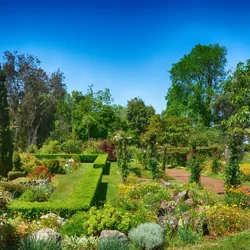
102, 162, 111, 175
95, 182, 108, 207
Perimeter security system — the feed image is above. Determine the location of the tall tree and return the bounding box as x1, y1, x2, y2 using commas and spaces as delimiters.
2, 51, 66, 149
0, 67, 13, 177
165, 44, 227, 126
126, 97, 155, 139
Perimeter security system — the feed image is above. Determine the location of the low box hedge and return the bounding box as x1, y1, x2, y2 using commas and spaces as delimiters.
93, 154, 108, 168
33, 154, 98, 163
8, 167, 103, 219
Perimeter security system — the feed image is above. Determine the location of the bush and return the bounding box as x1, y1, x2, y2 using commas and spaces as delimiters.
20, 154, 42, 174
83, 203, 134, 235
93, 154, 108, 168
240, 163, 250, 181
8, 171, 25, 180
187, 152, 202, 184
61, 140, 82, 154
17, 234, 61, 250
46, 159, 64, 174
82, 140, 103, 154
19, 187, 49, 202
97, 236, 128, 250
99, 140, 117, 161
205, 204, 250, 236
0, 213, 18, 249
60, 212, 88, 236
177, 224, 200, 245
128, 223, 164, 250
62, 235, 98, 250
225, 186, 250, 207
39, 140, 61, 154
0, 180, 25, 198
12, 152, 21, 171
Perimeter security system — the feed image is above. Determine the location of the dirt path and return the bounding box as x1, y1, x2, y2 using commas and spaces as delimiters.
166, 168, 225, 194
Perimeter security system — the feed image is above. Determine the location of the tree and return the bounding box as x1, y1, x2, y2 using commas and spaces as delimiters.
2, 51, 66, 149
0, 67, 13, 177
126, 97, 155, 139
224, 59, 250, 187
165, 44, 227, 126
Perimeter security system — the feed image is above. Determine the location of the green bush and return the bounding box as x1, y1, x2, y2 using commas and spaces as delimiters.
0, 213, 18, 249
83, 203, 134, 235
12, 152, 21, 171
0, 180, 25, 198
19, 187, 49, 202
177, 225, 200, 245
93, 154, 108, 168
8, 167, 103, 219
61, 140, 82, 154
33, 154, 98, 163
62, 235, 98, 250
59, 212, 88, 236
97, 236, 129, 250
8, 171, 26, 180
18, 234, 61, 250
46, 159, 64, 174
39, 140, 62, 154
128, 223, 164, 250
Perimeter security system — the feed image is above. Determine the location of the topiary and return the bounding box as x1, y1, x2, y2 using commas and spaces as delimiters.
128, 223, 164, 250
12, 152, 22, 171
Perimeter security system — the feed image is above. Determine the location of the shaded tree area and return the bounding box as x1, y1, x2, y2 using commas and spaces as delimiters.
0, 66, 13, 176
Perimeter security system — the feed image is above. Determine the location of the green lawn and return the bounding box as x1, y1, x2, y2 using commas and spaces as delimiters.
95, 162, 122, 206
49, 163, 92, 201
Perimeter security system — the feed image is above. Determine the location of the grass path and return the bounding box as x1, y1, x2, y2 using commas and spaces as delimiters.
95, 162, 122, 206
49, 163, 92, 201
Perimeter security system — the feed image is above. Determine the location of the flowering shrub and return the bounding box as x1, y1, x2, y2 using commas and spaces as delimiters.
64, 158, 79, 174
240, 163, 250, 181
205, 204, 250, 236
39, 213, 67, 231
225, 186, 250, 207
29, 166, 51, 180
20, 153, 42, 173
186, 152, 202, 184
117, 182, 170, 211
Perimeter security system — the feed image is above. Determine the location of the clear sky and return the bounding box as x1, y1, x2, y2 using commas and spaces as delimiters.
1, 0, 250, 113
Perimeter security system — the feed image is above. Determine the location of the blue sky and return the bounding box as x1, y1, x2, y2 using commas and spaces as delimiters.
1, 0, 250, 113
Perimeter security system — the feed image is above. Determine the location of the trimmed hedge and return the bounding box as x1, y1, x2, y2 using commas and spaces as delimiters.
93, 154, 108, 168
33, 154, 98, 163
8, 167, 103, 219
8, 171, 26, 180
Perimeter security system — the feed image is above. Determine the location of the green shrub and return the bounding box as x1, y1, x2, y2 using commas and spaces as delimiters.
224, 186, 250, 207
71, 154, 81, 163
18, 234, 61, 250
39, 140, 62, 154
61, 140, 82, 154
93, 154, 108, 168
0, 181, 25, 198
0, 213, 18, 249
83, 203, 133, 235
12, 152, 21, 171
33, 154, 98, 163
8, 171, 26, 180
46, 159, 64, 174
97, 236, 129, 250
60, 212, 88, 236
19, 187, 48, 202
177, 225, 200, 245
62, 235, 98, 250
128, 223, 164, 250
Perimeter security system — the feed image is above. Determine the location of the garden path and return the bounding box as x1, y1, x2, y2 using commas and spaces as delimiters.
166, 168, 225, 194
